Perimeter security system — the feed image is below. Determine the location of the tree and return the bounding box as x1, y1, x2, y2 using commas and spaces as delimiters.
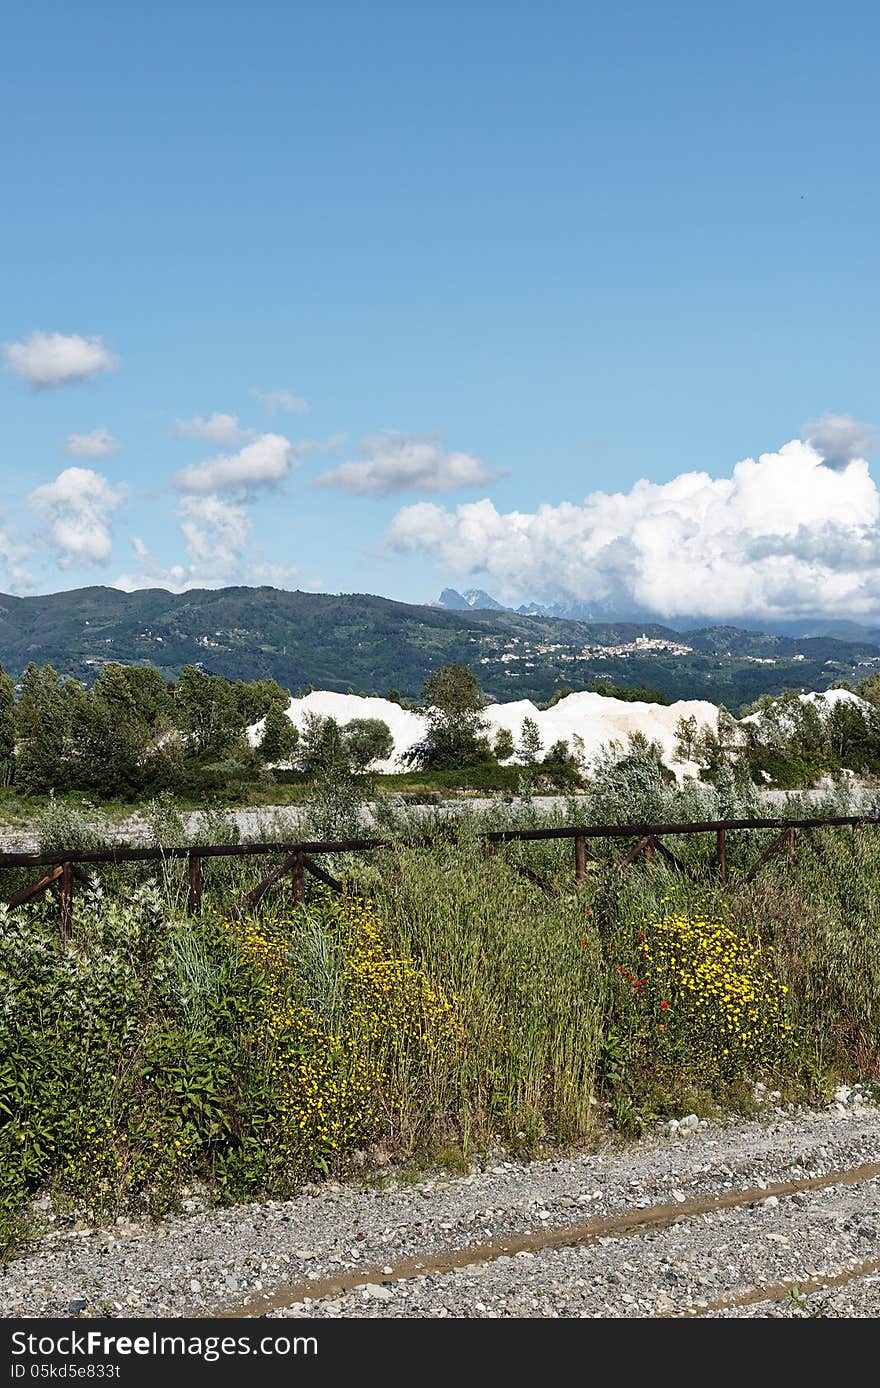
826, 699, 877, 770
342, 718, 394, 772
674, 714, 699, 763
258, 703, 300, 763
0, 664, 14, 786
413, 664, 490, 769
493, 726, 515, 761
694, 705, 742, 784
176, 667, 244, 756
14, 664, 75, 795
543, 737, 581, 788
545, 737, 573, 765
298, 712, 347, 772
519, 716, 543, 764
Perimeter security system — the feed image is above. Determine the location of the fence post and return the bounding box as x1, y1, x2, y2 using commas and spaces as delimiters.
716, 828, 727, 883
59, 861, 73, 944
188, 853, 202, 915
574, 835, 587, 883
292, 850, 305, 904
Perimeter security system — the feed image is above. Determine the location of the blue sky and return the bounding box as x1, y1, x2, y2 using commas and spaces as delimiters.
3, 1, 880, 621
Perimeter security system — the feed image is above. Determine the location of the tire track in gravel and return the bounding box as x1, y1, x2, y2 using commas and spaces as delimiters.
663, 1256, 880, 1317
224, 1157, 880, 1317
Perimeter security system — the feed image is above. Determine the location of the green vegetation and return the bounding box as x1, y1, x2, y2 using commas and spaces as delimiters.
681, 689, 880, 789
1, 582, 879, 706
2, 771, 880, 1261
4, 650, 880, 819
589, 678, 672, 705
406, 663, 493, 770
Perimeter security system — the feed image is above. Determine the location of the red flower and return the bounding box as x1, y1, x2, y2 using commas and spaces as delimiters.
581, 938, 588, 948
658, 1024, 666, 1032
660, 1000, 669, 1010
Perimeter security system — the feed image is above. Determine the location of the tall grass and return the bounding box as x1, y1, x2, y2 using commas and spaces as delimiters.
3, 772, 880, 1262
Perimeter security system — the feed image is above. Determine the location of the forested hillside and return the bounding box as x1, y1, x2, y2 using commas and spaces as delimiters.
1, 584, 879, 707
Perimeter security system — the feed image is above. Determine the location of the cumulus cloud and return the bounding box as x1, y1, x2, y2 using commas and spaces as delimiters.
4, 331, 118, 389
29, 467, 126, 567
66, 427, 120, 459
388, 437, 880, 621
252, 389, 309, 417
804, 413, 877, 471
174, 413, 253, 447
174, 433, 297, 494
317, 432, 501, 496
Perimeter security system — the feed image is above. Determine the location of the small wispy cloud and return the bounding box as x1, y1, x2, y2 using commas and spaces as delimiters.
174, 413, 253, 447
251, 388, 309, 417
66, 427, 120, 459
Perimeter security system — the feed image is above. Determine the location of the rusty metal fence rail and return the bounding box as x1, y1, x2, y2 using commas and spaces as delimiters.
1, 813, 878, 943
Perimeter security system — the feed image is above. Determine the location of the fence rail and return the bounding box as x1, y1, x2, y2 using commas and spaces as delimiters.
2, 813, 878, 943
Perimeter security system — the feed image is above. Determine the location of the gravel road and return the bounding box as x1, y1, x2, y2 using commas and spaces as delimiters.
4, 1088, 880, 1320
0, 786, 860, 854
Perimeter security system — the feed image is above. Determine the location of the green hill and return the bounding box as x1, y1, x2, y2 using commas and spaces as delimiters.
1, 584, 878, 711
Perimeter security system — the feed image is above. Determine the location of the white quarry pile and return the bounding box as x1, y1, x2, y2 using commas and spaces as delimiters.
740, 687, 874, 726
249, 688, 721, 782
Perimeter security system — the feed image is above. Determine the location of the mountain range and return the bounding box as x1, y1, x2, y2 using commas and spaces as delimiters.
433, 587, 880, 644
1, 583, 879, 711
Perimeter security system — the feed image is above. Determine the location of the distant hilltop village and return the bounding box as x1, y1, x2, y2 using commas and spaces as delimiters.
476, 631, 693, 674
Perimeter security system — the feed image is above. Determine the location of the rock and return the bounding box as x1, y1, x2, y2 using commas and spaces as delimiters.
189, 1279, 202, 1294
363, 1283, 393, 1300
295, 1250, 318, 1261
68, 1299, 87, 1315
761, 1196, 779, 1209
679, 1114, 699, 1132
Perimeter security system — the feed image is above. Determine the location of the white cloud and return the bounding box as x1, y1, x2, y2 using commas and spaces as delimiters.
29, 467, 125, 567
252, 389, 309, 417
114, 514, 306, 594
0, 524, 36, 593
178, 494, 251, 569
116, 499, 251, 593
318, 432, 500, 496
804, 413, 877, 472
4, 331, 118, 389
174, 433, 297, 494
388, 437, 880, 621
65, 427, 120, 459
174, 413, 253, 447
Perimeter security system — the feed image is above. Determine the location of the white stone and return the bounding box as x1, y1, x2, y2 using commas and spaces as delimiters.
363, 1283, 393, 1300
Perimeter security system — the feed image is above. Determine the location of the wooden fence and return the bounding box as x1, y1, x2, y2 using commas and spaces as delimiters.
2, 813, 878, 943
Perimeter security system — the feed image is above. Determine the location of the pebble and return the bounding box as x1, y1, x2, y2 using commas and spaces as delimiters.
4, 1102, 880, 1320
